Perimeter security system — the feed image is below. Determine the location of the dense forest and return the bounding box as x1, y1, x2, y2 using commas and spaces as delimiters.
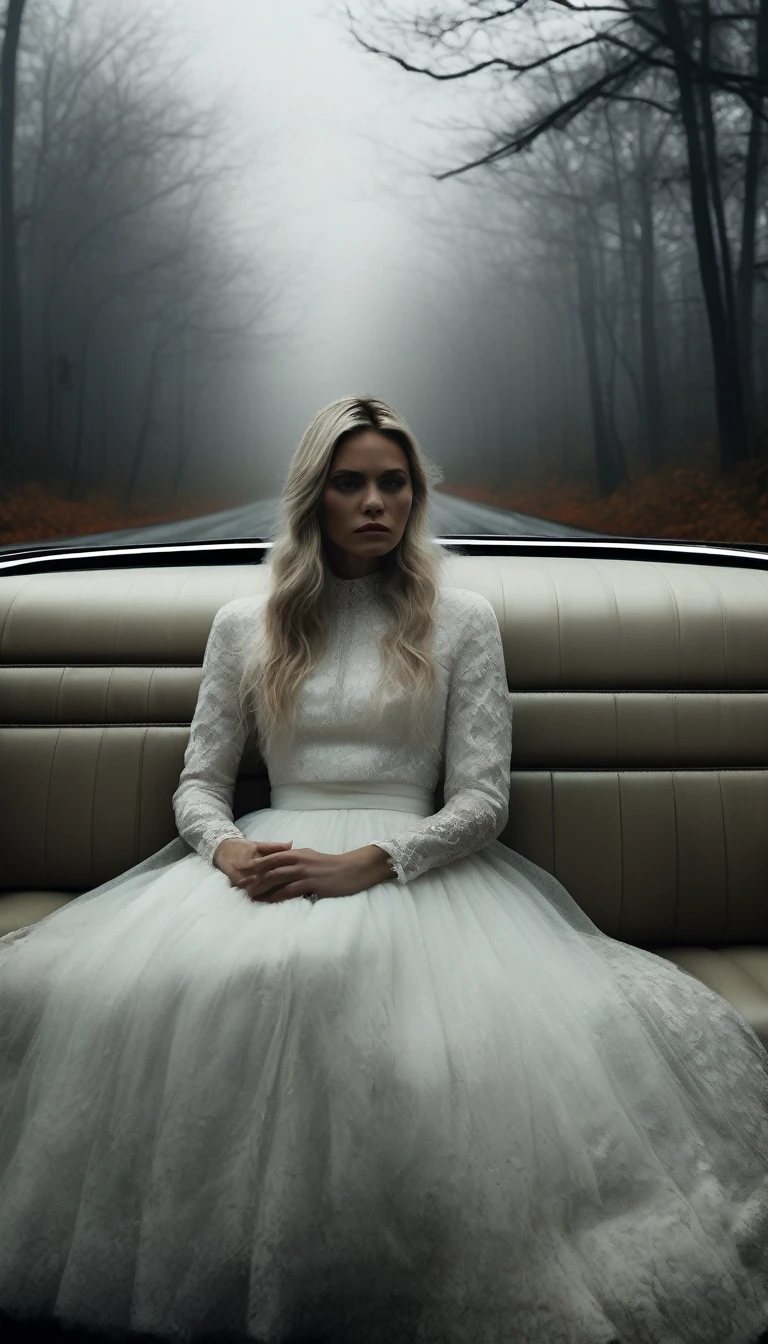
0, 0, 279, 514
347, 0, 768, 511
0, 0, 766, 543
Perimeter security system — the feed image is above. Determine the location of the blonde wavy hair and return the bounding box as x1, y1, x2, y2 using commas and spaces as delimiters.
239, 395, 453, 761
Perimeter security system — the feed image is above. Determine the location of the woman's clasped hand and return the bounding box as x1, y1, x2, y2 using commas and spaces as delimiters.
213, 837, 369, 902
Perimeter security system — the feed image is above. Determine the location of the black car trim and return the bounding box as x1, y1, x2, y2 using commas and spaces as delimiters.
1, 535, 768, 575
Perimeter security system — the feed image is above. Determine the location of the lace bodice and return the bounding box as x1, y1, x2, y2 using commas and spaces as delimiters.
172, 569, 512, 884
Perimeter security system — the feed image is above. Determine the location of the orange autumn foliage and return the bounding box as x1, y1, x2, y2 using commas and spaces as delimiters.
3, 451, 768, 550
0, 481, 239, 547
439, 452, 768, 544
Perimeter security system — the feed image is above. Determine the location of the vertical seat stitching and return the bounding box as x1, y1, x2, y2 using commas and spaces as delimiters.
136, 727, 148, 860
535, 560, 562, 685
43, 727, 62, 889
161, 580, 186, 660
0, 576, 38, 660
105, 664, 116, 721
591, 559, 622, 640
671, 771, 680, 942
90, 728, 107, 885
495, 562, 507, 633
717, 770, 729, 942
617, 768, 624, 939
701, 571, 729, 687
112, 574, 141, 663
550, 769, 556, 877
65, 575, 94, 664
54, 666, 66, 722
650, 564, 682, 686
718, 950, 768, 995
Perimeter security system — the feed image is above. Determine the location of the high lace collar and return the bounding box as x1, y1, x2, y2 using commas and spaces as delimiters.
324, 566, 388, 606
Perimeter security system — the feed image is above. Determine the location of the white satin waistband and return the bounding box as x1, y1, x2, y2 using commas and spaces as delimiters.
269, 782, 434, 815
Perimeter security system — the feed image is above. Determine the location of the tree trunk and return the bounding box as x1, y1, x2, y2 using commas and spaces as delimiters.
493, 361, 505, 484
698, 2, 740, 346
43, 352, 55, 454
603, 290, 627, 483
636, 170, 667, 467
41, 292, 57, 455
531, 313, 548, 475
698, 0, 748, 454
655, 0, 749, 473
736, 0, 768, 434
67, 334, 90, 499
680, 263, 697, 436
124, 333, 163, 505
605, 107, 642, 418
561, 310, 576, 474
170, 346, 188, 496
0, 0, 27, 481
592, 215, 628, 486
97, 353, 108, 477
574, 225, 624, 496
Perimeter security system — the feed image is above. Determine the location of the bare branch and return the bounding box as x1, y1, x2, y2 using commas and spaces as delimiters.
346, 5, 601, 80
433, 51, 650, 177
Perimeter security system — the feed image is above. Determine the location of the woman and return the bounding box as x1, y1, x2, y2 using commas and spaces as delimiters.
0, 395, 767, 1344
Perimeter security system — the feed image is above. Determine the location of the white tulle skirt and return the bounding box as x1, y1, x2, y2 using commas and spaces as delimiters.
0, 782, 767, 1344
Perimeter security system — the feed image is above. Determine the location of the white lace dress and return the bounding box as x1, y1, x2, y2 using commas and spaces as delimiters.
0, 567, 767, 1344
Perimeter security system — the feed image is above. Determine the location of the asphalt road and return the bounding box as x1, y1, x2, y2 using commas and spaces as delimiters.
0, 489, 601, 553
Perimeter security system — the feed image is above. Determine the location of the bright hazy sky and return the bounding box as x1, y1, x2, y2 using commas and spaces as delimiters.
151, 0, 474, 467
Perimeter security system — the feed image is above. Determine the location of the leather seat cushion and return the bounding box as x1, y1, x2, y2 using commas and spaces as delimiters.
0, 891, 76, 937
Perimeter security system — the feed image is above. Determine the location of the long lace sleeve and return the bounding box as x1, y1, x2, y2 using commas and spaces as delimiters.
172, 600, 251, 865
372, 594, 512, 884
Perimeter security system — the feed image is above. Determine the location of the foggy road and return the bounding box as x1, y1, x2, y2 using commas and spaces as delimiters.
0, 490, 600, 554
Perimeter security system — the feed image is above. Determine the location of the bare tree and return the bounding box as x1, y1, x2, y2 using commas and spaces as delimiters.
347, 0, 768, 475
0, 0, 27, 478
8, 0, 286, 506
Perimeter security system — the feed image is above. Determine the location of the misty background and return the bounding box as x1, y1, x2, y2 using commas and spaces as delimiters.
0, 0, 766, 540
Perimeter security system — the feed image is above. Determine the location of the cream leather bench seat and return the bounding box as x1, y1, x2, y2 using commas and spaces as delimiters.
1, 555, 767, 1049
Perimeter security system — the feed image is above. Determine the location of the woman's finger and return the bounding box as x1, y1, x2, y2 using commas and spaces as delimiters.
240, 852, 294, 875
249, 882, 302, 903
240, 852, 301, 879
252, 863, 303, 887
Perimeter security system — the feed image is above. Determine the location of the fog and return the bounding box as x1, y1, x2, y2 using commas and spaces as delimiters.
147, 0, 481, 491
2, 0, 765, 542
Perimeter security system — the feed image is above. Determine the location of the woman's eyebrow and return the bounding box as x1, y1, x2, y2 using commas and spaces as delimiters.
329, 468, 406, 478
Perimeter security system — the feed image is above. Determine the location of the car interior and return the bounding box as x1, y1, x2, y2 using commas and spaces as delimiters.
2, 535, 766, 1053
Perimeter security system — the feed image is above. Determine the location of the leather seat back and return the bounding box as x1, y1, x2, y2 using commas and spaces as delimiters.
1, 556, 767, 947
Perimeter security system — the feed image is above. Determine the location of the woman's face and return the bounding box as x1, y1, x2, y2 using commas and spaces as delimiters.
318, 429, 413, 577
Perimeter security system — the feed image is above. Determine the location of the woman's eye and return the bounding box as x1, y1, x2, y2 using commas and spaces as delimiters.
336, 478, 405, 491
